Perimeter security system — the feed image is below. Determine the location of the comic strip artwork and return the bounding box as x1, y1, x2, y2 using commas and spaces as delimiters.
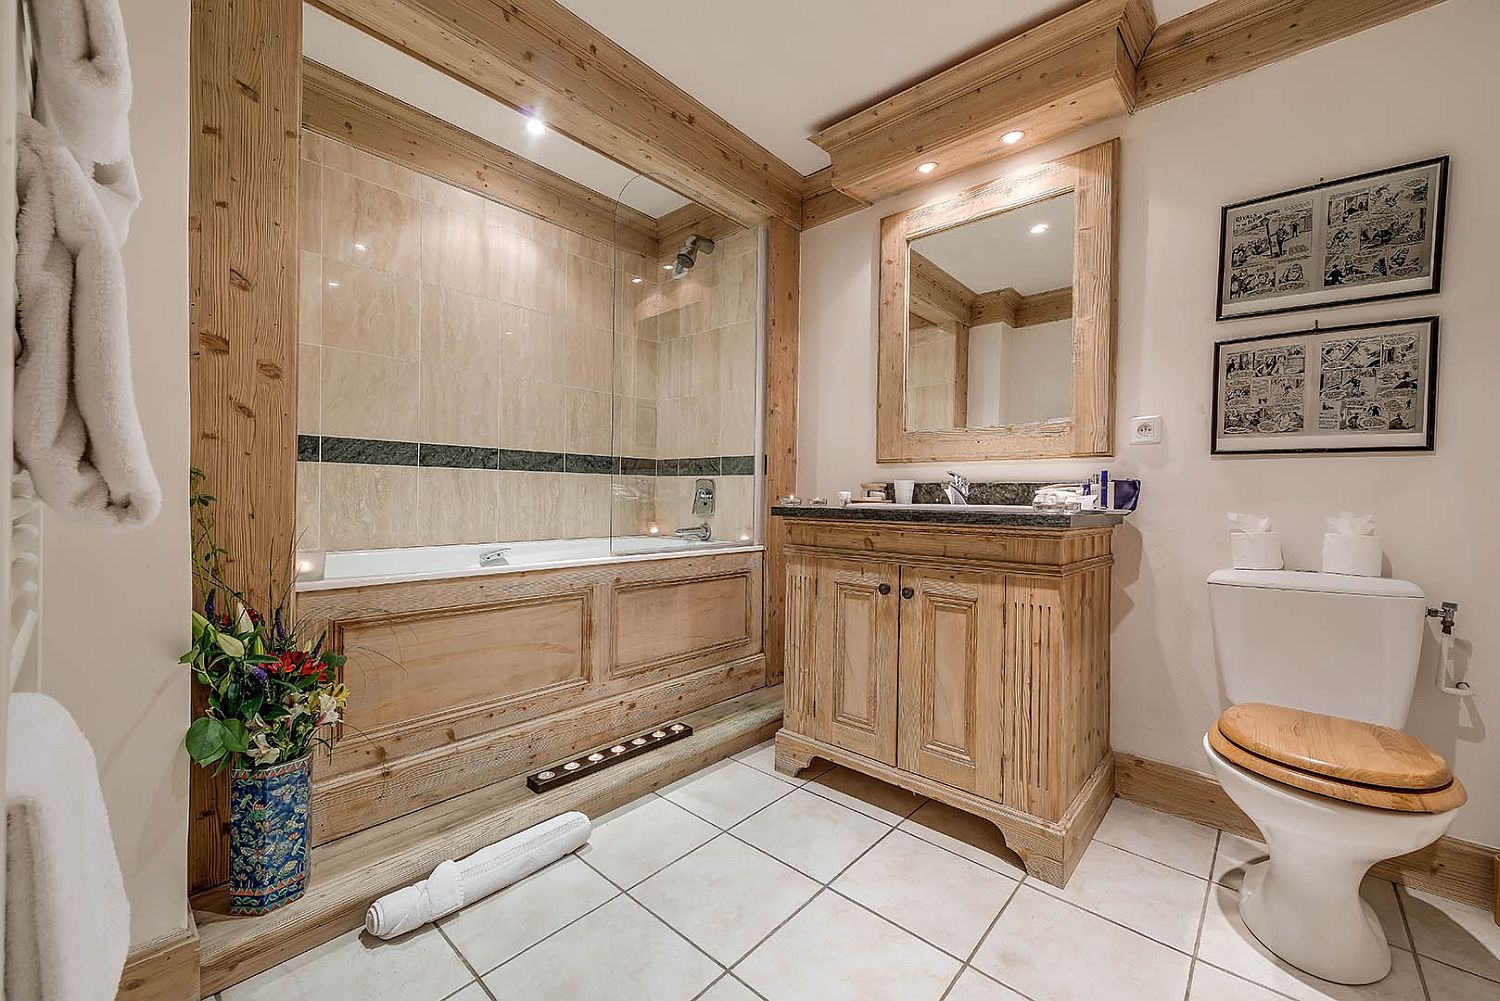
1213, 318, 1437, 454
1218, 158, 1447, 320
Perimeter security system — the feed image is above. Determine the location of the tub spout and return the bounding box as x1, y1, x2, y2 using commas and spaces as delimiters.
478, 547, 510, 566
673, 523, 712, 542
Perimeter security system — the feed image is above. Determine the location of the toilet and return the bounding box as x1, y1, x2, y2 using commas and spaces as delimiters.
1202, 569, 1465, 985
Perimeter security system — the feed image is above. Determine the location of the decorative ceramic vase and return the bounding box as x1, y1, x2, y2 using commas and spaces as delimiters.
228, 753, 312, 915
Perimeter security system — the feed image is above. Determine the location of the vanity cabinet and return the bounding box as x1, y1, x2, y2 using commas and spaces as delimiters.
776, 514, 1115, 886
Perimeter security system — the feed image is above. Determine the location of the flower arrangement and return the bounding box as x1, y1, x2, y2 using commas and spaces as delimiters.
181, 469, 348, 771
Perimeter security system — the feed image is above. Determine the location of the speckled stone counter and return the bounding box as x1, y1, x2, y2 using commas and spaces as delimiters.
770, 504, 1125, 529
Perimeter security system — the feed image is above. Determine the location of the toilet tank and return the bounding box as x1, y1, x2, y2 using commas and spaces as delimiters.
1207, 569, 1427, 727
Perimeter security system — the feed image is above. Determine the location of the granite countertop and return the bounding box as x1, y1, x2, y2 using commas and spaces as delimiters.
771, 504, 1126, 529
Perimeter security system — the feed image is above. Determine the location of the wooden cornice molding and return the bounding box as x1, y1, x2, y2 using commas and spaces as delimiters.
800, 167, 868, 229
302, 60, 660, 259
909, 251, 976, 325
655, 202, 745, 263
308, 0, 803, 229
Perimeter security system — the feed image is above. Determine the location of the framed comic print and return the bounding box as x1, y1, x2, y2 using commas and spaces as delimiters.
1212, 317, 1438, 455
1216, 157, 1448, 320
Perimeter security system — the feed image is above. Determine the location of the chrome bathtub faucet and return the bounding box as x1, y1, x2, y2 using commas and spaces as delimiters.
478, 547, 510, 566
673, 522, 712, 542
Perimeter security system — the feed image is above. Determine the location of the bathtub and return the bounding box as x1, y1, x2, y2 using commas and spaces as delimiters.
296, 535, 762, 591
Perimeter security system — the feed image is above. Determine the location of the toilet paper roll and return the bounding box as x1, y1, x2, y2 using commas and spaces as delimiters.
1323, 533, 1383, 576
1231, 531, 1284, 570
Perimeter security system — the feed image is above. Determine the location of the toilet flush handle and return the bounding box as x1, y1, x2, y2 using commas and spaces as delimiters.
1427, 602, 1473, 696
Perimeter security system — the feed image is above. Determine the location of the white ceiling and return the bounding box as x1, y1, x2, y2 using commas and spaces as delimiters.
556, 1, 1219, 176
302, 5, 690, 217
912, 192, 1075, 296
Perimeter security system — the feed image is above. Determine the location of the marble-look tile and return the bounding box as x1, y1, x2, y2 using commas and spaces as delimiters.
804, 766, 926, 825
420, 362, 499, 448
299, 251, 322, 345
495, 230, 566, 314
323, 137, 425, 198
421, 444, 498, 470
1189, 963, 1288, 1001
498, 304, 565, 383
420, 284, 499, 371
301, 131, 327, 164
564, 322, 613, 393
1401, 885, 1500, 981
1031, 839, 1208, 952
943, 969, 1028, 1001
419, 173, 488, 219
418, 467, 498, 546
299, 157, 321, 254
496, 471, 574, 542
438, 855, 616, 975
321, 261, 420, 359
576, 474, 611, 538
730, 788, 889, 883
696, 976, 761, 1001
659, 759, 795, 830
321, 437, 418, 466
483, 895, 718, 1001
719, 388, 758, 456
498, 380, 568, 454
319, 463, 419, 551
498, 203, 563, 250
730, 740, 829, 784
323, 168, 421, 277
736, 890, 961, 1001
221, 925, 470, 1001
1093, 799, 1220, 877
565, 254, 613, 330
298, 344, 320, 434
559, 228, 613, 267
578, 795, 718, 889
419, 204, 499, 298
1420, 957, 1500, 999
295, 462, 319, 551
565, 388, 612, 456
898, 801, 1027, 878
439, 984, 486, 1001
972, 885, 1192, 1001
320, 348, 420, 442
633, 834, 818, 964
832, 829, 1017, 957
708, 250, 758, 327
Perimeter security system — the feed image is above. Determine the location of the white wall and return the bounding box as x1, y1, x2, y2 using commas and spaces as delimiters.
39, 2, 193, 949
799, 0, 1500, 845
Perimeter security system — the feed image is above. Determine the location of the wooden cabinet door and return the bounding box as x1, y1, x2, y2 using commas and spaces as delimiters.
811, 558, 900, 763
896, 566, 1005, 796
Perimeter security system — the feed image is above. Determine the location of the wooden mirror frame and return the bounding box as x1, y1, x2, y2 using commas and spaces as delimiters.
876, 138, 1118, 462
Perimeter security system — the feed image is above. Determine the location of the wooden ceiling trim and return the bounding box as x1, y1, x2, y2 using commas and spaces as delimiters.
655, 202, 745, 263
909, 251, 977, 325
800, 168, 868, 229
1015, 285, 1074, 327
302, 60, 659, 260
308, 0, 803, 229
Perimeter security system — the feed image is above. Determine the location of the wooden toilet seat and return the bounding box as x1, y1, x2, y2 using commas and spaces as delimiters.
1210, 703, 1466, 814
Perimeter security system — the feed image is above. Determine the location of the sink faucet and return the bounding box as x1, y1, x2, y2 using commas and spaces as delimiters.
943, 471, 970, 506
673, 522, 712, 542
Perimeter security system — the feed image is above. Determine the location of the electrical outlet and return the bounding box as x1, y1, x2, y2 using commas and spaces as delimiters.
1130, 415, 1163, 444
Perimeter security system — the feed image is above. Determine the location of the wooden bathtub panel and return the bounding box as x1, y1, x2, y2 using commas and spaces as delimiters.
611, 567, 761, 679
338, 591, 592, 732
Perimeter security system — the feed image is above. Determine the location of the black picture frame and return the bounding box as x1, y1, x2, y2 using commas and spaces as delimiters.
1215, 156, 1449, 321
1211, 317, 1438, 456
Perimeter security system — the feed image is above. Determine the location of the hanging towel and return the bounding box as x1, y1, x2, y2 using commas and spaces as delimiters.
29, 0, 140, 241
5, 693, 131, 1001
14, 114, 161, 529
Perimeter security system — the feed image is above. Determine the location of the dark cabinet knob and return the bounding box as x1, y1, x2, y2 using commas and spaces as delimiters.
877, 583, 891, 595
900, 587, 915, 599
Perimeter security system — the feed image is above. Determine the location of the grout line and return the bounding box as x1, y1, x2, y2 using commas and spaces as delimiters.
434, 924, 499, 1001
1393, 882, 1435, 1001
1181, 831, 1224, 1001
942, 870, 1037, 1001
462, 871, 624, 981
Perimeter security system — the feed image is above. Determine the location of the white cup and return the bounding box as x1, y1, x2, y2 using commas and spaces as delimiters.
893, 480, 915, 504
837, 490, 853, 507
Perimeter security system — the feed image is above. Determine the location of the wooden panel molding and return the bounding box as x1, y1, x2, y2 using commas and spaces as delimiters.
308, 0, 802, 228
189, 0, 303, 894
302, 59, 658, 258
116, 923, 200, 1001
763, 219, 800, 684
611, 569, 760, 679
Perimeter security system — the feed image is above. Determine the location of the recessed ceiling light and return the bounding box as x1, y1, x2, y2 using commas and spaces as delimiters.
916, 161, 938, 174
662, 263, 674, 270
1001, 130, 1025, 145
631, 276, 644, 284
1030, 223, 1049, 235
526, 116, 546, 136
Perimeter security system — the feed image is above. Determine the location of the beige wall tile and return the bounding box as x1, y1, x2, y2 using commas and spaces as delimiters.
708, 250, 758, 328
498, 305, 565, 384
501, 206, 563, 249
299, 344, 320, 435
296, 462, 320, 551
565, 254, 613, 330
496, 231, 566, 314
718, 320, 757, 394
421, 362, 499, 447
499, 380, 567, 453
300, 251, 322, 345
323, 168, 421, 276
419, 203, 500, 298
577, 474, 612, 538
421, 285, 500, 371
418, 467, 498, 545
565, 322, 612, 393
611, 475, 656, 537
321, 348, 420, 442
321, 260, 419, 359
420, 173, 488, 218
320, 463, 419, 551
720, 389, 756, 456
560, 230, 613, 267
301, 132, 327, 164
496, 471, 574, 541
712, 477, 756, 544
566, 388, 612, 456
321, 137, 425, 198
299, 158, 322, 254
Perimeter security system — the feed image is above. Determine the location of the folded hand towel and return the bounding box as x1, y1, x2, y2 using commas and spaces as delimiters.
5, 693, 130, 1001
14, 115, 161, 529
30, 0, 140, 241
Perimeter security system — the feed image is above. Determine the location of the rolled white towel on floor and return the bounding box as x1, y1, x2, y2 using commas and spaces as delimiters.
366, 811, 591, 940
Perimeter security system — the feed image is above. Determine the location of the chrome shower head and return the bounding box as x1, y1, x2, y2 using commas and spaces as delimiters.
670, 233, 716, 279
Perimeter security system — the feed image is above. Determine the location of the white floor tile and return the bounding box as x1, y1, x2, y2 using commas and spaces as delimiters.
1401, 886, 1500, 982
441, 986, 487, 1001
1094, 799, 1220, 877
483, 895, 719, 1001
943, 969, 1027, 1001
971, 885, 1193, 1001
1189, 963, 1287, 1000
1031, 839, 1208, 952
731, 787, 890, 881
437, 854, 617, 973
832, 829, 1017, 957
897, 801, 1027, 878
1362, 878, 1413, 950
660, 759, 797, 828
697, 974, 763, 1000
804, 766, 926, 825
1213, 833, 1269, 888
633, 834, 819, 964
735, 891, 961, 1001
579, 794, 718, 888
1420, 957, 1500, 999
222, 925, 472, 1001
1197, 884, 1426, 1000
732, 740, 829, 784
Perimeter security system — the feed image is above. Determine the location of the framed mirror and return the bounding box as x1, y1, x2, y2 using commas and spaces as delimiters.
877, 139, 1118, 462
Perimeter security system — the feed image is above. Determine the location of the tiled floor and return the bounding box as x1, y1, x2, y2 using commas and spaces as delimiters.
221, 743, 1500, 1001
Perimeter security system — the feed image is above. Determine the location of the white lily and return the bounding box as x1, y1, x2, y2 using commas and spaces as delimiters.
235, 602, 254, 633
247, 732, 281, 766
315, 692, 342, 727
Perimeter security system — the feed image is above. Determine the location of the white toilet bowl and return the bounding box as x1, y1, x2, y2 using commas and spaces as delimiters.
1203, 734, 1457, 984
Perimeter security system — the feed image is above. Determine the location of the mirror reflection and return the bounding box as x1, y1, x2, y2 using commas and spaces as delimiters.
905, 191, 1075, 431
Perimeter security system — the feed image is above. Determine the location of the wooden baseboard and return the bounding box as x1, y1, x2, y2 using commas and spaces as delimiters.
117, 921, 200, 1001
1114, 751, 1499, 913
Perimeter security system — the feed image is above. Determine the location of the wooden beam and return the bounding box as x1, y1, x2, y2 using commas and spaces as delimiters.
1137, 0, 1447, 109
117, 924, 200, 1001
308, 0, 802, 229
800, 167, 868, 229
302, 60, 658, 259
763, 220, 799, 684
655, 201, 745, 262
189, 0, 302, 893
909, 251, 977, 325
1015, 285, 1074, 327
809, 0, 1150, 203
971, 288, 1021, 328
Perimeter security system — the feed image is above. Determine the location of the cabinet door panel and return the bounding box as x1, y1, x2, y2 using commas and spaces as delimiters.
813, 558, 899, 763
897, 567, 1005, 794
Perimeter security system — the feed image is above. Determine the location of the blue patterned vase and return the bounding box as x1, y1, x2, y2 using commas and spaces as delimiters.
228, 754, 312, 915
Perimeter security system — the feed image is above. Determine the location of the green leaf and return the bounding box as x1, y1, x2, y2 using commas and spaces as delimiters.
220, 719, 251, 753
184, 717, 227, 765
216, 632, 245, 658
